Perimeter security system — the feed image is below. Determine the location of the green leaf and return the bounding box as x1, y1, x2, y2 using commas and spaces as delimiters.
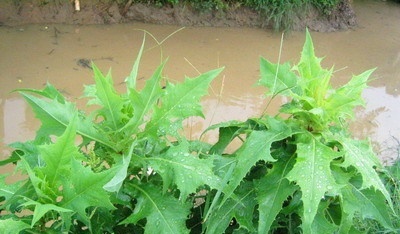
103, 143, 134, 192
91, 63, 125, 130
310, 201, 338, 233
341, 184, 394, 231
19, 92, 116, 151
144, 140, 222, 199
122, 62, 165, 134
222, 117, 293, 203
255, 157, 297, 233
341, 138, 392, 207
205, 181, 257, 234
286, 134, 341, 233
258, 58, 299, 96
122, 183, 191, 234
125, 35, 146, 91
326, 69, 374, 121
39, 115, 83, 188
60, 159, 116, 224
22, 199, 72, 227
297, 29, 324, 83
145, 67, 223, 137
17, 82, 66, 103
0, 219, 30, 233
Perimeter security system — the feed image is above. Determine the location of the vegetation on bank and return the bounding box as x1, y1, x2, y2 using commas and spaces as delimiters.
115, 0, 341, 30
1, 29, 399, 233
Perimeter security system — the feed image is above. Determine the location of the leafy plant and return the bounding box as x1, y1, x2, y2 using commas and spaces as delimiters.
199, 29, 397, 233
0, 30, 397, 233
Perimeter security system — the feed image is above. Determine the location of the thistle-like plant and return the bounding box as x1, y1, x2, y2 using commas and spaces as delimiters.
201, 30, 396, 233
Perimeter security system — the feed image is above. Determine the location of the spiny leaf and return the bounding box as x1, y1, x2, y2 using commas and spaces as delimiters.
60, 159, 116, 224
286, 134, 341, 233
326, 69, 374, 121
297, 29, 324, 83
255, 156, 297, 233
122, 61, 165, 134
19, 92, 116, 151
91, 63, 125, 130
122, 183, 191, 234
125, 35, 146, 91
341, 184, 395, 231
143, 140, 221, 199
145, 67, 223, 137
341, 138, 392, 207
22, 199, 72, 227
39, 115, 82, 188
258, 58, 300, 96
222, 117, 293, 204
205, 181, 256, 234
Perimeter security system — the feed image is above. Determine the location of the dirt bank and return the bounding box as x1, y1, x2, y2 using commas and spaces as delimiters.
0, 0, 357, 32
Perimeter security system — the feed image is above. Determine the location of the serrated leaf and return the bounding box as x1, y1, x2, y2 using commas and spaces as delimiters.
341, 138, 392, 207
121, 62, 165, 134
145, 67, 223, 137
222, 117, 293, 203
91, 64, 125, 130
39, 115, 82, 188
255, 157, 297, 233
0, 219, 30, 233
19, 92, 116, 151
286, 134, 341, 233
125, 35, 146, 91
22, 199, 72, 227
144, 140, 221, 199
258, 58, 300, 96
297, 29, 324, 83
341, 184, 394, 231
122, 183, 191, 234
205, 182, 256, 234
326, 69, 374, 121
60, 159, 116, 224
17, 82, 66, 103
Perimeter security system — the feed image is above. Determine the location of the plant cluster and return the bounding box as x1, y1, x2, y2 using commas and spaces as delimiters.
1, 31, 399, 233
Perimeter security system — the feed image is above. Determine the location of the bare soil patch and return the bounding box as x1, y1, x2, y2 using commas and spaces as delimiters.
0, 0, 357, 32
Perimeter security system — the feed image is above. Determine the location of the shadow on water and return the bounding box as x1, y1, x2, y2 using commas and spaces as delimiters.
1, 0, 399, 170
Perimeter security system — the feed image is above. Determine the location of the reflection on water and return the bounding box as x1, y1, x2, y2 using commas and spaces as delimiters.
353, 87, 400, 164
0, 0, 400, 167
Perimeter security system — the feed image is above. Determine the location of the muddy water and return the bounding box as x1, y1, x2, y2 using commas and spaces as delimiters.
1, 0, 400, 173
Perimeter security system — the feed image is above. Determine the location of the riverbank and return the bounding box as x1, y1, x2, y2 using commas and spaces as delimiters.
0, 0, 356, 32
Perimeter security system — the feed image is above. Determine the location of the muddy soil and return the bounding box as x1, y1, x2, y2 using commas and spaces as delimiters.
0, 0, 357, 32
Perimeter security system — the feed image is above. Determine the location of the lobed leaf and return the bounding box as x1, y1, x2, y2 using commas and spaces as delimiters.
340, 138, 392, 207
143, 140, 222, 199
258, 58, 300, 96
145, 67, 223, 137
122, 62, 165, 135
19, 92, 116, 151
122, 183, 191, 234
205, 182, 257, 233
222, 117, 293, 204
255, 156, 297, 233
91, 64, 125, 130
286, 134, 341, 233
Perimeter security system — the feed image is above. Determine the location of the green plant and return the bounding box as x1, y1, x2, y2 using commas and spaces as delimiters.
199, 29, 398, 233
0, 30, 397, 233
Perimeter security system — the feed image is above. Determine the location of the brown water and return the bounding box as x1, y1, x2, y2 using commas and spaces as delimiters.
1, 0, 400, 171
